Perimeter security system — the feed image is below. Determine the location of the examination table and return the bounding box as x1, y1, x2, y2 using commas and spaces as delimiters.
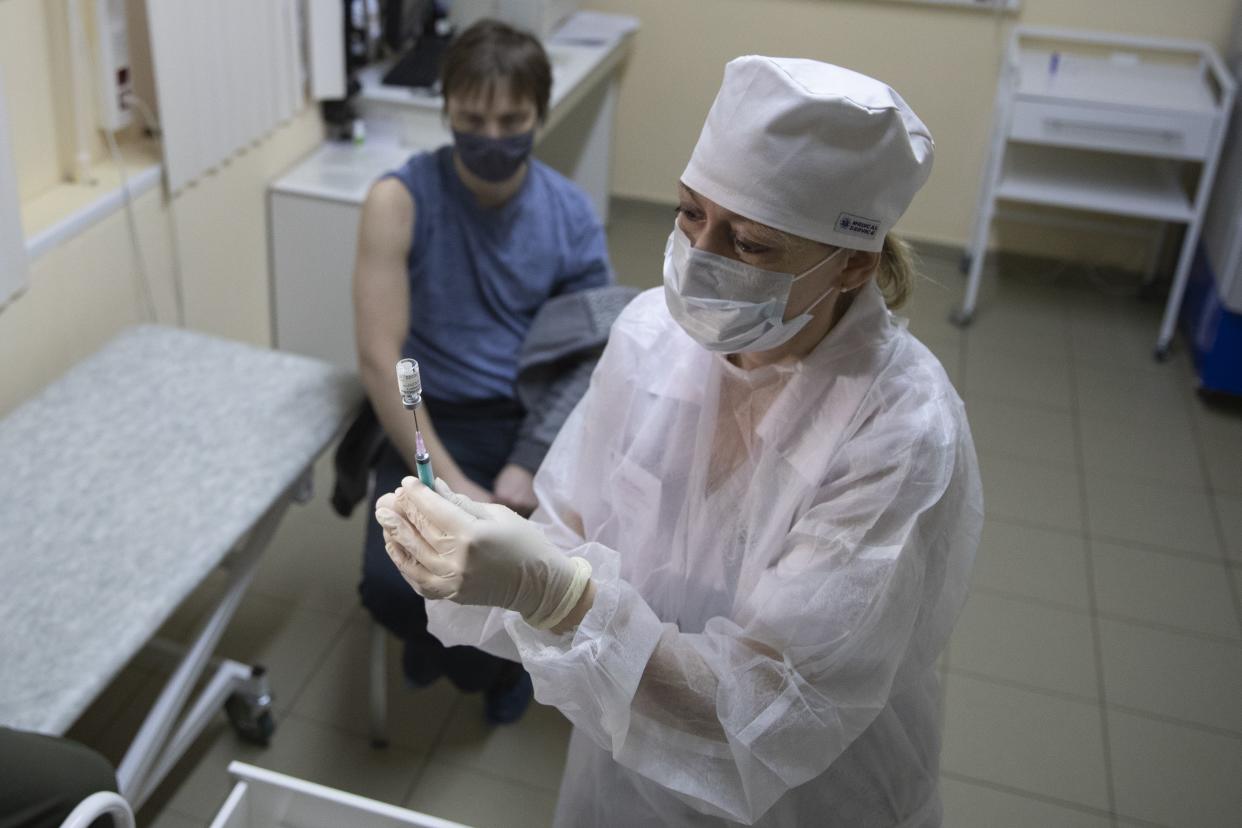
0, 325, 363, 810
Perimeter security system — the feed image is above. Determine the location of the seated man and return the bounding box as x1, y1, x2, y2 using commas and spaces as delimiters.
352, 19, 613, 724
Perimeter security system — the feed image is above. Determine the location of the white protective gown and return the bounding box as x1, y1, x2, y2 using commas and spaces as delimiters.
427, 281, 983, 826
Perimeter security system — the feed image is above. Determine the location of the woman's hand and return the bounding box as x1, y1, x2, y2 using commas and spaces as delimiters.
493, 463, 537, 517
374, 478, 591, 629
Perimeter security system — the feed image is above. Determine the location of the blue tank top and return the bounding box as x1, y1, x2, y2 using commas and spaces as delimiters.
384, 146, 611, 403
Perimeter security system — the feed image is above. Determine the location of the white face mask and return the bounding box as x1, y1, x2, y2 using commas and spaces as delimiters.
663, 223, 847, 353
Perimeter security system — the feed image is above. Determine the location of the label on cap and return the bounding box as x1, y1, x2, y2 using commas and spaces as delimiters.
836, 213, 880, 239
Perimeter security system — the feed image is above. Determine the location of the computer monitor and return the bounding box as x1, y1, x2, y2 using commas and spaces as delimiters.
383, 0, 431, 52
381, 0, 449, 89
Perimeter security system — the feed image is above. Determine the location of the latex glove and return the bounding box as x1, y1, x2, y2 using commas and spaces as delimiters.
492, 463, 537, 517
443, 472, 494, 506
375, 477, 591, 630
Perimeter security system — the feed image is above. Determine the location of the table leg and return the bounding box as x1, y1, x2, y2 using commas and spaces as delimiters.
116, 492, 292, 809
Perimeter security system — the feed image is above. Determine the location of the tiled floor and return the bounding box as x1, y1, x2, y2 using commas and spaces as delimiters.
63, 199, 1242, 827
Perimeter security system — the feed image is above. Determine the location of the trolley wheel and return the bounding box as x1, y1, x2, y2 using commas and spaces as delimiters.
1153, 344, 1171, 363
225, 692, 276, 746
949, 307, 975, 328
959, 254, 972, 275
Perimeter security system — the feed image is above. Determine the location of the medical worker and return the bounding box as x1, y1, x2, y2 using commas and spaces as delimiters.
376, 56, 983, 826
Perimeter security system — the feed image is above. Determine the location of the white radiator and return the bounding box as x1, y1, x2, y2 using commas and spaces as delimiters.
0, 65, 29, 307
144, 0, 306, 192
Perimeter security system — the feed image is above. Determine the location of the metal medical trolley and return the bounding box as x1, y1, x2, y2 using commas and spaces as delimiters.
955, 26, 1236, 360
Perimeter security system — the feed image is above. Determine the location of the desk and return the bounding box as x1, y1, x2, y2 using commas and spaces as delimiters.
0, 326, 362, 808
268, 14, 635, 370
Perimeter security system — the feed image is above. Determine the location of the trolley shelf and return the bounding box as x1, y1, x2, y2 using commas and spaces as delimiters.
996, 145, 1194, 223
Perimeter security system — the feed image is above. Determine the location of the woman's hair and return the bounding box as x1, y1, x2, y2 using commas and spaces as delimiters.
748, 216, 917, 309
876, 234, 915, 310
440, 20, 552, 121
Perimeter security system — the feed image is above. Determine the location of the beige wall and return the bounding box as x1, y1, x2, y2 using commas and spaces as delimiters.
1, 0, 66, 201
2, 0, 1235, 415
583, 0, 1238, 265
0, 0, 324, 416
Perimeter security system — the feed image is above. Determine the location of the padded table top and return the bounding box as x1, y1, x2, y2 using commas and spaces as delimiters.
0, 326, 362, 734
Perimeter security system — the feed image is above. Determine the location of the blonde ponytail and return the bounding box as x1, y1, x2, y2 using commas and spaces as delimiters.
876, 234, 915, 310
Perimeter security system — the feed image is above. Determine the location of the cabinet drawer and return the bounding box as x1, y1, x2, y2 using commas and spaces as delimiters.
1009, 99, 1215, 160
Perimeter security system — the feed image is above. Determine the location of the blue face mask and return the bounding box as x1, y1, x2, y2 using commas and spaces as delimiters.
452, 130, 535, 183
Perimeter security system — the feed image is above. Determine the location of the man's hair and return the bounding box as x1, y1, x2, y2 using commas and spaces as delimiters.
440, 19, 552, 121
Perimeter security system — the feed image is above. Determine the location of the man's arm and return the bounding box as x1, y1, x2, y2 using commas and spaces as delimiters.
352, 178, 492, 502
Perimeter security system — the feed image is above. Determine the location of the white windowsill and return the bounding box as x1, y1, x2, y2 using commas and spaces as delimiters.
21, 141, 164, 261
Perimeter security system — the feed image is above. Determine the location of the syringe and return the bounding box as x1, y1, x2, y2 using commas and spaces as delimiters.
395, 358, 435, 488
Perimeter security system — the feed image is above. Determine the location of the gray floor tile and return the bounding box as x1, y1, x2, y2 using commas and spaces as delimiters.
1078, 414, 1205, 488
1190, 396, 1242, 444
1233, 567, 1242, 625
959, 299, 1071, 362
1194, 406, 1242, 495
1092, 541, 1241, 639
972, 260, 1075, 313
940, 775, 1113, 828
978, 452, 1084, 532
949, 591, 1098, 699
1084, 474, 1220, 557
140, 724, 243, 820
1074, 363, 1194, 427
211, 592, 351, 715
291, 612, 462, 753
120, 591, 349, 719
1098, 618, 1242, 734
902, 281, 967, 345
145, 808, 202, 828
431, 697, 571, 792
1067, 294, 1189, 379
969, 519, 1090, 610
1218, 494, 1242, 563
965, 395, 1077, 468
1202, 443, 1242, 496
247, 454, 370, 618
407, 763, 559, 828
964, 347, 1074, 411
941, 673, 1110, 810
160, 715, 426, 820
1108, 709, 1242, 827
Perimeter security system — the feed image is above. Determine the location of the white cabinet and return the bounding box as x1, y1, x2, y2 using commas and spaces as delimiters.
268, 140, 410, 371
957, 27, 1236, 359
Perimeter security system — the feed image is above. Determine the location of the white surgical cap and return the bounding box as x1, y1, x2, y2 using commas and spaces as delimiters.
682, 56, 934, 253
